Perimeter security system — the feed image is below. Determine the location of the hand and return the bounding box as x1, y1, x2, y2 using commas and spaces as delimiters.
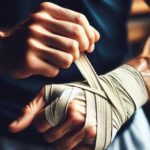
9, 87, 96, 150
0, 2, 100, 78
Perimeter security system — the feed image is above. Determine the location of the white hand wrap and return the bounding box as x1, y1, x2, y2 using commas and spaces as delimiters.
45, 54, 148, 150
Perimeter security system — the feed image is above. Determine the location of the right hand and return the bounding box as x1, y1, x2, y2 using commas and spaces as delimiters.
0, 2, 100, 78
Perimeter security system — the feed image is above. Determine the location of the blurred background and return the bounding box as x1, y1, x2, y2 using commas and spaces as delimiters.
128, 0, 150, 55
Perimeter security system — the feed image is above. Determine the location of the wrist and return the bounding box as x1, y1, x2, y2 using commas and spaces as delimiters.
127, 58, 150, 100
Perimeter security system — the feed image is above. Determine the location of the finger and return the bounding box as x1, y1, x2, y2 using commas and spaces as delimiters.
33, 10, 90, 51
35, 104, 82, 134
56, 128, 85, 150
9, 88, 45, 133
43, 119, 72, 143
30, 55, 60, 77
39, 3, 96, 47
54, 3, 99, 47
56, 126, 96, 150
40, 47, 73, 69
85, 26, 100, 53
67, 99, 86, 117
44, 104, 85, 143
34, 109, 52, 133
91, 26, 100, 42
27, 39, 60, 77
41, 18, 89, 51
87, 44, 95, 53
30, 25, 79, 60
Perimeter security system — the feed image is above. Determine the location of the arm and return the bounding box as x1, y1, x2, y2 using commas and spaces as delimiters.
8, 38, 150, 150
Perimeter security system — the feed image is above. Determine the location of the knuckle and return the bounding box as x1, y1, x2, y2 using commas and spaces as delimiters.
72, 25, 89, 50
27, 25, 36, 34
26, 38, 36, 50
69, 40, 79, 52
61, 54, 73, 68
26, 38, 32, 47
25, 53, 35, 70
75, 13, 87, 25
69, 111, 84, 126
67, 101, 85, 126
31, 13, 41, 21
27, 25, 34, 33
49, 68, 59, 77
39, 2, 52, 10
72, 25, 84, 38
67, 101, 78, 113
81, 41, 89, 51
24, 51, 38, 73
80, 42, 89, 52
85, 126, 97, 138
88, 31, 95, 44
69, 41, 79, 60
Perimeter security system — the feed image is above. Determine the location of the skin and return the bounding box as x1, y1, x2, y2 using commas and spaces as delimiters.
9, 38, 150, 150
0, 2, 100, 79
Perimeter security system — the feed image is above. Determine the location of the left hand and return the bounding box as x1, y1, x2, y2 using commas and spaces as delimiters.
9, 87, 96, 150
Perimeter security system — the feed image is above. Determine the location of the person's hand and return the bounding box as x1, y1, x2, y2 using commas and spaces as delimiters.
9, 87, 96, 150
0, 2, 100, 78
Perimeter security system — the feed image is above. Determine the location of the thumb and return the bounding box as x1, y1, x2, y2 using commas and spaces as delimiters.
9, 88, 45, 133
